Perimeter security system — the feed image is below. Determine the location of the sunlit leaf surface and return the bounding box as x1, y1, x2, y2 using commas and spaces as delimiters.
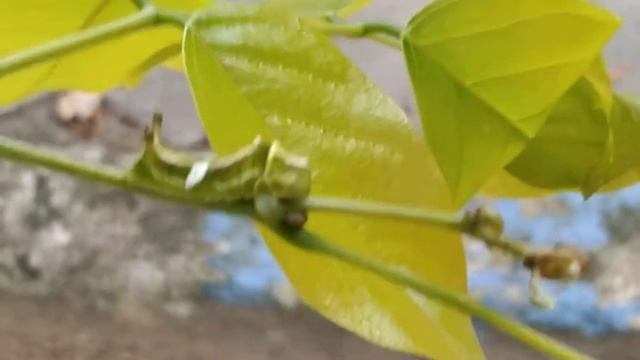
184, 3, 482, 359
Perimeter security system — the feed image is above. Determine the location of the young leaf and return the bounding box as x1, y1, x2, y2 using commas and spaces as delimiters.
184, 3, 482, 359
0, 0, 206, 105
403, 0, 620, 204
505, 57, 611, 191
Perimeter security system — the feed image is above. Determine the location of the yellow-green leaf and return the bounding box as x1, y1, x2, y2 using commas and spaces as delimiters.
184, 3, 482, 359
505, 57, 611, 192
403, 0, 620, 204
0, 0, 207, 105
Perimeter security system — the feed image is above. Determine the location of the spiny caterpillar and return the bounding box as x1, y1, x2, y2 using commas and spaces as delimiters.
131, 113, 311, 229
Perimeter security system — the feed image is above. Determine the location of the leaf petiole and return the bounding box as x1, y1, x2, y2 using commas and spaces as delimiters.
304, 18, 403, 49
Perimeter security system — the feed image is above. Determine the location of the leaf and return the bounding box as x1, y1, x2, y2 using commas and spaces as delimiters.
403, 0, 620, 204
505, 57, 611, 191
184, 3, 482, 359
0, 0, 207, 105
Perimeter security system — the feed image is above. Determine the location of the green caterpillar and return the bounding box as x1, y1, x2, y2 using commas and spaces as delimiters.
130, 114, 311, 228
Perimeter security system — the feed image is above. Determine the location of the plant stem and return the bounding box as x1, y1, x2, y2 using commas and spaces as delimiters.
270, 226, 591, 360
0, 135, 252, 215
0, 128, 529, 260
306, 196, 530, 258
305, 196, 462, 230
0, 7, 155, 77
0, 132, 529, 258
478, 233, 529, 258
0, 6, 188, 78
305, 19, 403, 50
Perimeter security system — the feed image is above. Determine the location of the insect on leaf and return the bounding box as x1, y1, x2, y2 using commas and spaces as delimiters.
0, 0, 207, 105
183, 3, 482, 359
403, 0, 620, 204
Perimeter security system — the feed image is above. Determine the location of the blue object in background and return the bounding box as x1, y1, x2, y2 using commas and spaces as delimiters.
469, 184, 640, 335
201, 212, 286, 304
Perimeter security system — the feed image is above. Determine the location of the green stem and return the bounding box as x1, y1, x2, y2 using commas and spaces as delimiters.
0, 6, 187, 78
306, 196, 530, 258
305, 19, 403, 50
0, 135, 252, 215
156, 8, 191, 27
270, 226, 591, 360
305, 196, 461, 230
478, 233, 529, 259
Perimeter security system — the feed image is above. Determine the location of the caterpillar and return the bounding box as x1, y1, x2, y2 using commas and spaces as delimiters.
130, 114, 311, 228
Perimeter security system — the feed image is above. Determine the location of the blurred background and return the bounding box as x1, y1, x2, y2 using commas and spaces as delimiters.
1, 0, 639, 359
